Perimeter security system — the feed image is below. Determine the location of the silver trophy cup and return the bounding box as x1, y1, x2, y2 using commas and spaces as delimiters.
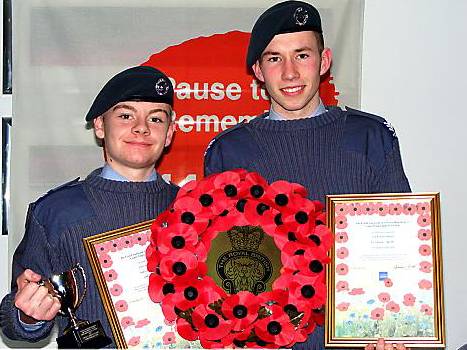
41, 263, 111, 349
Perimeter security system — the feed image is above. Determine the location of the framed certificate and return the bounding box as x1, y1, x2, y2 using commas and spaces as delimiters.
325, 193, 445, 348
83, 220, 201, 349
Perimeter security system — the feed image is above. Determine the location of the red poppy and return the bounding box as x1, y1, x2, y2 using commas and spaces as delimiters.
280, 274, 326, 309
418, 229, 432, 241
148, 272, 178, 303
378, 292, 391, 303
419, 261, 432, 273
169, 276, 226, 311
386, 301, 400, 313
335, 215, 348, 229
254, 305, 295, 346
191, 305, 233, 341
176, 317, 198, 341
389, 203, 403, 215
155, 223, 202, 256
403, 293, 416, 306
416, 202, 431, 214
370, 307, 385, 320
335, 231, 348, 243
417, 214, 431, 227
335, 203, 350, 215
159, 250, 202, 281
212, 170, 247, 201
419, 244, 432, 256
221, 291, 260, 331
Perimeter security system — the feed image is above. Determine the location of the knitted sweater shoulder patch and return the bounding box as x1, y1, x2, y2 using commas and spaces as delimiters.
33, 179, 94, 242
342, 107, 399, 171
204, 119, 260, 174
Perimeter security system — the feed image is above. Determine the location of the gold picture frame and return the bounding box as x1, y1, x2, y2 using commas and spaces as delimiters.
83, 219, 199, 349
325, 193, 445, 348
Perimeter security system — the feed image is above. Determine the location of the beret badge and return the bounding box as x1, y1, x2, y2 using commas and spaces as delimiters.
293, 7, 309, 26
155, 77, 170, 96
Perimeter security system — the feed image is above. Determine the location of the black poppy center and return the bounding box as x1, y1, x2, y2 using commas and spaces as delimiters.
205, 314, 220, 328
295, 211, 309, 224
274, 213, 283, 226
256, 203, 270, 215
233, 339, 246, 348
171, 236, 185, 249
288, 232, 297, 241
275, 194, 289, 206
250, 185, 264, 198
294, 249, 305, 255
309, 260, 323, 273
267, 321, 282, 335
308, 234, 321, 246
301, 285, 315, 298
162, 283, 175, 295
199, 194, 213, 207
181, 212, 195, 225
236, 199, 247, 213
233, 305, 248, 319
284, 304, 298, 314
184, 286, 198, 301
224, 184, 237, 197
172, 262, 187, 276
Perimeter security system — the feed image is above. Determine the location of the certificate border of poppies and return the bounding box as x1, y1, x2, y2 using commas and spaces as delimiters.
324, 193, 445, 348
83, 220, 155, 349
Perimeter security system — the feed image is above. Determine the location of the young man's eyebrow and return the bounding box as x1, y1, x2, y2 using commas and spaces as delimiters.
261, 46, 313, 59
112, 103, 137, 112
112, 105, 171, 118
148, 108, 170, 118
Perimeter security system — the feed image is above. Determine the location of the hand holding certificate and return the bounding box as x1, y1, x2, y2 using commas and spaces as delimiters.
325, 193, 445, 348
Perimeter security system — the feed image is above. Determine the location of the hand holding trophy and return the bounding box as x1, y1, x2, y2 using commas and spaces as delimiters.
15, 264, 111, 349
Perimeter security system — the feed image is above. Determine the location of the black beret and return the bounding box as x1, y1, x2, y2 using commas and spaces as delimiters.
85, 66, 174, 121
246, 1, 322, 67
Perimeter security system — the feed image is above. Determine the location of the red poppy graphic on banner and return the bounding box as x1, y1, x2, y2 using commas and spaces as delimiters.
142, 31, 338, 185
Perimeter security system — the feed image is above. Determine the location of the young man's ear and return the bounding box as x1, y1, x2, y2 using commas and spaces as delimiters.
164, 122, 175, 148
320, 48, 332, 76
93, 116, 105, 140
252, 61, 265, 83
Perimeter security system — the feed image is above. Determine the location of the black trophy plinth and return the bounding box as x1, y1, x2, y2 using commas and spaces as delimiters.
56, 320, 112, 349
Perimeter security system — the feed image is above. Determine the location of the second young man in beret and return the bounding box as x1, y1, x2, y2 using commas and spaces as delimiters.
205, 1, 411, 349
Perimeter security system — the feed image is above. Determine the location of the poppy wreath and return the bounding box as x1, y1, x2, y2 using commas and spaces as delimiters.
147, 169, 333, 348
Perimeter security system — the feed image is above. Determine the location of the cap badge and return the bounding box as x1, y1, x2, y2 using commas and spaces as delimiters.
155, 77, 170, 96
293, 7, 309, 26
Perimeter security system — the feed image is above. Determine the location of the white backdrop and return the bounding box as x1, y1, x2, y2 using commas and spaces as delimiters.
361, 1, 467, 349
2, 0, 467, 349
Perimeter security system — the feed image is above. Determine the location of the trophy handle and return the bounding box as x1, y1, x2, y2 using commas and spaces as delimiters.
71, 263, 87, 310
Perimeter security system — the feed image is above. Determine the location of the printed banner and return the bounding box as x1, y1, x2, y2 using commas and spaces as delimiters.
11, 0, 363, 253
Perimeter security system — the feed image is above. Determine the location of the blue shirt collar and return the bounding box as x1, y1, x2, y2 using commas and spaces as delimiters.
100, 164, 158, 182
267, 99, 326, 120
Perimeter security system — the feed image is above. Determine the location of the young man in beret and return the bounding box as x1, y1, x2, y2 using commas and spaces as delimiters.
0, 66, 177, 347
204, 0, 410, 205
204, 1, 410, 349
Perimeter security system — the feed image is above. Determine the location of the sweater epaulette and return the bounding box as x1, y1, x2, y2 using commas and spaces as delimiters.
345, 106, 398, 139
205, 119, 249, 154
35, 177, 81, 204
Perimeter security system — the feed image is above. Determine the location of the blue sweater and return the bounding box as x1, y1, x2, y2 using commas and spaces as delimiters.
0, 169, 178, 346
205, 106, 411, 203
205, 106, 410, 350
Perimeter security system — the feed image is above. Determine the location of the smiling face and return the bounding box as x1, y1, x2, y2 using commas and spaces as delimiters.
252, 31, 332, 120
93, 101, 174, 181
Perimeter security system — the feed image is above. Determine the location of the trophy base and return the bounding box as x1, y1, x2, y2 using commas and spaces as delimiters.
56, 320, 112, 349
